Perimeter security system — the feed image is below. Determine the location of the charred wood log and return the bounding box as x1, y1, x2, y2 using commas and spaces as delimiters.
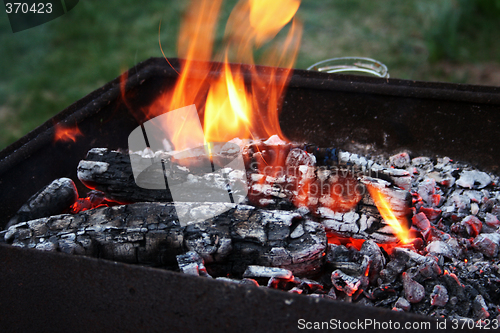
4, 202, 327, 277
78, 142, 411, 205
77, 148, 247, 204
6, 178, 78, 228
77, 147, 412, 243
77, 148, 172, 202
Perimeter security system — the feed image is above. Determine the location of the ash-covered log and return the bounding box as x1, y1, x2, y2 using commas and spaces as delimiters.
76, 146, 412, 243
77, 148, 247, 204
77, 142, 411, 205
4, 202, 327, 277
6, 178, 78, 228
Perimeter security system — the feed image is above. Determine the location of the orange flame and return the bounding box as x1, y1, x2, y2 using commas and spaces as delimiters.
366, 185, 410, 244
142, 0, 301, 153
53, 123, 82, 143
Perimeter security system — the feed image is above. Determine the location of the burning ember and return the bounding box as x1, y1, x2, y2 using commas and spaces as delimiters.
367, 184, 410, 244
3, 0, 500, 326
53, 123, 82, 143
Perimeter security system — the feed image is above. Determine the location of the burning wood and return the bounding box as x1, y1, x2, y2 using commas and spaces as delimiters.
4, 143, 500, 322
77, 144, 411, 243
2, 0, 500, 325
4, 201, 327, 276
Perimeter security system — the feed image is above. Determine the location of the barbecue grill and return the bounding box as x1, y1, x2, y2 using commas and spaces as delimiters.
1, 58, 498, 332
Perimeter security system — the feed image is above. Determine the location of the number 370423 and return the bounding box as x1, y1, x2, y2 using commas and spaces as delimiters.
5, 3, 53, 14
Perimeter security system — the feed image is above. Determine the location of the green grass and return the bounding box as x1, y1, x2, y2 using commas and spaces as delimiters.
1, 0, 499, 150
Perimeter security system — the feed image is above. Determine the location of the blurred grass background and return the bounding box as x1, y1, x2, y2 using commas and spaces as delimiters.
1, 0, 499, 150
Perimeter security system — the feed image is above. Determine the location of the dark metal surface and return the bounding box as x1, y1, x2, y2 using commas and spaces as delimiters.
0, 243, 471, 333
0, 58, 498, 331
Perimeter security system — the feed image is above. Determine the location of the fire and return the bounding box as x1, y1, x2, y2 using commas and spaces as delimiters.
366, 185, 410, 244
143, 0, 302, 152
53, 123, 82, 143
203, 58, 252, 142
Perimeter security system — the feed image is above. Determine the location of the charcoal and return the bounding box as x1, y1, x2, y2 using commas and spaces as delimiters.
8, 142, 500, 322
430, 285, 449, 307
267, 275, 299, 290
441, 273, 466, 306
412, 212, 430, 231
412, 156, 433, 169
417, 178, 438, 207
426, 171, 455, 188
417, 257, 442, 280
470, 202, 479, 215
240, 278, 260, 286
288, 287, 303, 294
360, 240, 385, 282
330, 262, 362, 276
418, 207, 442, 224
80, 147, 414, 244
426, 241, 454, 258
327, 288, 337, 300
472, 233, 500, 258
402, 272, 425, 304
297, 278, 324, 293
472, 295, 489, 320
456, 170, 492, 189
331, 270, 361, 297
461, 215, 482, 237
77, 149, 172, 202
394, 297, 411, 311
34, 241, 57, 252
389, 152, 410, 169
374, 295, 398, 307
176, 251, 211, 277
7, 178, 78, 228
325, 244, 352, 264
366, 285, 397, 300
443, 192, 470, 218
484, 213, 500, 228
215, 276, 261, 286
393, 247, 427, 266
380, 259, 406, 284
78, 148, 248, 205
289, 223, 304, 238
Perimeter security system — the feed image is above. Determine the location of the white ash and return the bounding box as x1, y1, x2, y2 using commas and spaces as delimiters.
76, 161, 109, 180
243, 265, 293, 279
456, 170, 492, 189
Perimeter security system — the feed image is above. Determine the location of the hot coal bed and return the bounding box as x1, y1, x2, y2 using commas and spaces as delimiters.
1, 58, 500, 332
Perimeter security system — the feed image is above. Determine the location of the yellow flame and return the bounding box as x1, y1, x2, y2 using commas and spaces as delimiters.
249, 0, 301, 47
367, 185, 410, 244
204, 57, 252, 143
144, 0, 302, 152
